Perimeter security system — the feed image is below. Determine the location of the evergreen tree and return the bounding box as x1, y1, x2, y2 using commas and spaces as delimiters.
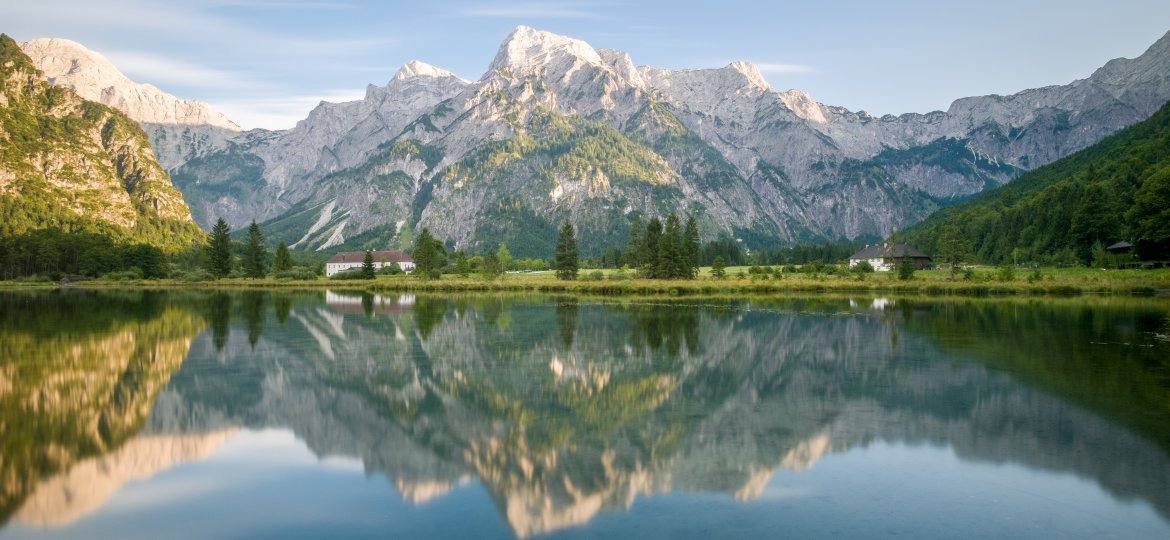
603, 246, 623, 268
897, 257, 916, 280
638, 218, 662, 278
657, 213, 683, 279
683, 215, 700, 278
273, 241, 292, 273
243, 220, 268, 279
624, 216, 645, 268
411, 228, 446, 279
454, 251, 471, 277
712, 256, 727, 279
555, 220, 579, 280
206, 217, 233, 279
360, 250, 375, 279
936, 218, 971, 279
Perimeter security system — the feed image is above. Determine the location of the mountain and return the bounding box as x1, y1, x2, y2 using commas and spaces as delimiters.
900, 97, 1170, 263
24, 27, 1170, 255
18, 38, 242, 173
253, 26, 1170, 255
0, 34, 205, 252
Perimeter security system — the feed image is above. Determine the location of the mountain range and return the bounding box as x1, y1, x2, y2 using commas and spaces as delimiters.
15, 26, 1170, 256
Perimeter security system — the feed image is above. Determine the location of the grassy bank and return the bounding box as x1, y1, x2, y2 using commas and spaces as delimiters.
9, 265, 1166, 298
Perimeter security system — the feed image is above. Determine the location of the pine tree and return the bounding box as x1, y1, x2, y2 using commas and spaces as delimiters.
712, 256, 726, 279
244, 220, 268, 279
937, 218, 971, 279
454, 251, 471, 277
657, 213, 682, 279
683, 215, 700, 279
412, 228, 446, 279
206, 217, 233, 279
555, 220, 579, 280
638, 217, 662, 278
624, 216, 645, 268
361, 249, 376, 279
273, 241, 292, 273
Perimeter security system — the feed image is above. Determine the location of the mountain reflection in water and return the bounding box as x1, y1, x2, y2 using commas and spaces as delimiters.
1, 290, 1168, 538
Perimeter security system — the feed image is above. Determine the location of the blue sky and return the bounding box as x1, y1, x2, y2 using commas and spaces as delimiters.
6, 0, 1170, 129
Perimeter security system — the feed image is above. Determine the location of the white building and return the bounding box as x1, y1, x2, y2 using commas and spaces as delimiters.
325, 250, 414, 277
847, 243, 931, 272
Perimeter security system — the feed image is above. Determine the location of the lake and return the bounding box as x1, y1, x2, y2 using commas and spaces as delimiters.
1, 289, 1168, 539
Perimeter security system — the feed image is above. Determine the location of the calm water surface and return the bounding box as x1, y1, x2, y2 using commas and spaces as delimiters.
1, 289, 1169, 539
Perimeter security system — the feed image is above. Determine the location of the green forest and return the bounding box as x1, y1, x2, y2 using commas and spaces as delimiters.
901, 98, 1170, 265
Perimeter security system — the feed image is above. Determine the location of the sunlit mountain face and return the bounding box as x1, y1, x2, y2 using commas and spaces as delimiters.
2, 291, 1168, 538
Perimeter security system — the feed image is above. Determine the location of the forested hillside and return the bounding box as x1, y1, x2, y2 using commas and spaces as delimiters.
0, 34, 204, 255
901, 99, 1170, 264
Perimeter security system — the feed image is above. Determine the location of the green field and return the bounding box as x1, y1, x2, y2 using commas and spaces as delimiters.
12, 265, 1166, 298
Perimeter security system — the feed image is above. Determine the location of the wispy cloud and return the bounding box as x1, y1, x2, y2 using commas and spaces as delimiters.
459, 1, 605, 19
211, 89, 367, 130
755, 62, 815, 74
103, 50, 268, 93
209, 0, 359, 9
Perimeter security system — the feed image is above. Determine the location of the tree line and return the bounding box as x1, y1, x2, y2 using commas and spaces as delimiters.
900, 98, 1170, 265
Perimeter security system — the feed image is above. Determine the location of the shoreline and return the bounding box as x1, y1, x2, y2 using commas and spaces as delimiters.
5, 271, 1169, 299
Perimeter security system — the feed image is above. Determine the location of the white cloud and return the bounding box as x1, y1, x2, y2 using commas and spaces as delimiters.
210, 89, 367, 130
102, 50, 268, 93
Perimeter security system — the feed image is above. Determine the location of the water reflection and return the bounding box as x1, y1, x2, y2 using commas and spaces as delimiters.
1, 291, 1168, 538
0, 290, 205, 522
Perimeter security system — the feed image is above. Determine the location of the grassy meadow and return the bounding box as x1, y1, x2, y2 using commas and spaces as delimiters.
12, 264, 1166, 298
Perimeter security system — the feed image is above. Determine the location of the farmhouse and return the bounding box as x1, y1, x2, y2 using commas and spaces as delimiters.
848, 243, 931, 271
326, 250, 414, 276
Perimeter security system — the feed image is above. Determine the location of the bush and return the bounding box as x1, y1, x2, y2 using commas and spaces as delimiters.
897, 259, 915, 280
996, 263, 1015, 282
275, 268, 318, 280
329, 268, 368, 280
100, 268, 144, 281
175, 269, 214, 282
1027, 265, 1044, 283
378, 262, 404, 275
853, 260, 875, 273
583, 270, 604, 281
609, 267, 631, 281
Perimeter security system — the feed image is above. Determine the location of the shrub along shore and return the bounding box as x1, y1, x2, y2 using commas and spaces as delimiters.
6, 266, 1169, 298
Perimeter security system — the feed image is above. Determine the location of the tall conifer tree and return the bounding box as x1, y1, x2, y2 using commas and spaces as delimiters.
555, 220, 579, 280
207, 218, 233, 279
639, 218, 662, 278
244, 220, 268, 279
683, 215, 700, 278
273, 241, 292, 273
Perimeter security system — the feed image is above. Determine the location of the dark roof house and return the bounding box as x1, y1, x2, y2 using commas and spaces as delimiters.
848, 243, 931, 270
326, 250, 412, 264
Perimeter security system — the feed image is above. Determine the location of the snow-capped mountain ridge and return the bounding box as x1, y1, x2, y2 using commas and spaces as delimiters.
19, 26, 1170, 252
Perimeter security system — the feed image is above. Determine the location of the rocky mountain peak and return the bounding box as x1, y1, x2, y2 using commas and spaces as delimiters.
20, 38, 240, 131
488, 25, 603, 76
394, 60, 463, 82
727, 60, 771, 90
597, 48, 646, 90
